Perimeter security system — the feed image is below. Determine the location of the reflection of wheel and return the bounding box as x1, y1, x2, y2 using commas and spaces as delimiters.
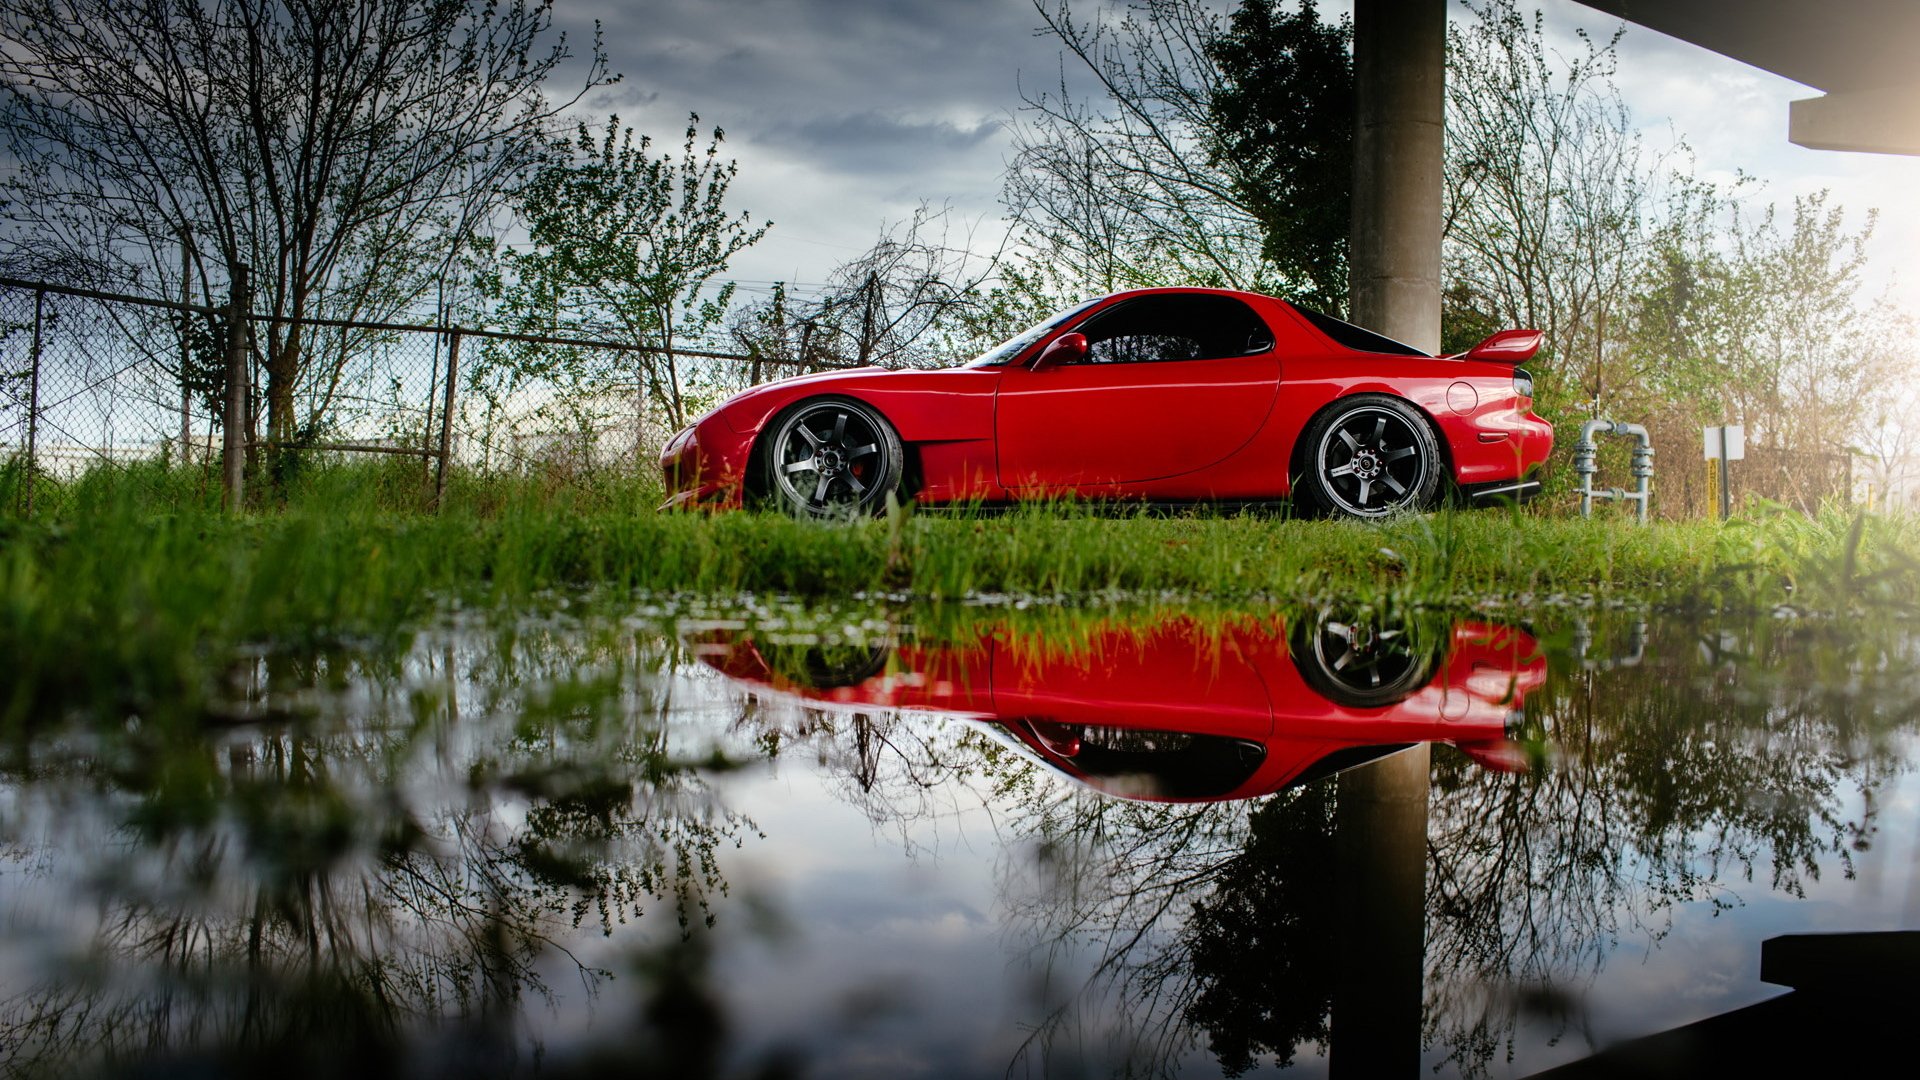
1290, 610, 1438, 708
1297, 395, 1440, 518
755, 641, 892, 689
761, 397, 903, 518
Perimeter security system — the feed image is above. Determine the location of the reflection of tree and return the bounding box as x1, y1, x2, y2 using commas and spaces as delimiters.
15, 604, 1913, 1075
988, 775, 1248, 1074
1183, 784, 1338, 1074
1420, 613, 1916, 1074
722, 693, 984, 858
931, 612, 1920, 1077
0, 624, 750, 1075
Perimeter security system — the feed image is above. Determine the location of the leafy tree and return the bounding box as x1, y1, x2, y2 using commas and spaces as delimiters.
480, 117, 770, 434
0, 0, 609, 463
1439, 1, 1916, 513
1007, 0, 1352, 302
1207, 0, 1354, 313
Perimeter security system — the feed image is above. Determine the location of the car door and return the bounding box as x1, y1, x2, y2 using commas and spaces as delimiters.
995, 293, 1281, 491
990, 616, 1273, 740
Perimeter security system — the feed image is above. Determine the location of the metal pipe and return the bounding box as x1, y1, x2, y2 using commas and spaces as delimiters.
0, 273, 842, 369
1575, 418, 1654, 522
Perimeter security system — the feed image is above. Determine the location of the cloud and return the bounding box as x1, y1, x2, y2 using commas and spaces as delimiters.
585, 85, 660, 110
753, 111, 1002, 174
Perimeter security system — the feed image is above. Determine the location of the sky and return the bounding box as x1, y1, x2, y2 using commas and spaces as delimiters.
547, 0, 1920, 315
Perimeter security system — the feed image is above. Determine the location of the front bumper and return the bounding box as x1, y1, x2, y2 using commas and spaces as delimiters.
658, 415, 751, 511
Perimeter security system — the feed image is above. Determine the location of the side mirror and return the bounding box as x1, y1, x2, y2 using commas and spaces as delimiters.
1464, 329, 1543, 363
1032, 332, 1088, 369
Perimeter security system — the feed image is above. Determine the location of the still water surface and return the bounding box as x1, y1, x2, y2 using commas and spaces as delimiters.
2, 601, 1916, 1077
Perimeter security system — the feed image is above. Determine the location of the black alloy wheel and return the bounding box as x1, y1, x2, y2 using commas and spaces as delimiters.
763, 397, 903, 518
756, 640, 893, 689
1290, 608, 1439, 709
1299, 394, 1441, 519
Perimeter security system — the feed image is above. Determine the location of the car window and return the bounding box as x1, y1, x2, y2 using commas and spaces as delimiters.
1087, 333, 1202, 364
1070, 294, 1274, 365
1291, 305, 1429, 356
964, 297, 1103, 367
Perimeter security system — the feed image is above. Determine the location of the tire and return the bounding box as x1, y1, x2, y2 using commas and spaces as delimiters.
759, 396, 904, 519
1289, 608, 1439, 709
1296, 394, 1442, 519
756, 641, 892, 689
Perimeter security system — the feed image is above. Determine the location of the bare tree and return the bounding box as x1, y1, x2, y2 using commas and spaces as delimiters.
730, 205, 1005, 372
1442, 0, 1650, 411
0, 0, 610, 458
1857, 394, 1920, 511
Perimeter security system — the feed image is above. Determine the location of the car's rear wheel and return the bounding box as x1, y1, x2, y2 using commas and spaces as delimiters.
761, 397, 903, 518
1289, 607, 1440, 709
1298, 394, 1441, 519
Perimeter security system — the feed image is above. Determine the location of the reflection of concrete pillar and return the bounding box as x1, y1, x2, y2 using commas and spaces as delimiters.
1349, 0, 1445, 354
1332, 744, 1431, 1078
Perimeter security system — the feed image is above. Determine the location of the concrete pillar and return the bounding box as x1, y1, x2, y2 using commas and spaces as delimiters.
1349, 0, 1446, 354
1330, 15, 1445, 1064
1331, 744, 1432, 1077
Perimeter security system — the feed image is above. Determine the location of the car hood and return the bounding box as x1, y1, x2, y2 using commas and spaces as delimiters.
711, 364, 985, 435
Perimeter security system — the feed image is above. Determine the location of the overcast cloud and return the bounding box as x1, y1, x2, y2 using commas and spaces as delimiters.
551, 0, 1920, 313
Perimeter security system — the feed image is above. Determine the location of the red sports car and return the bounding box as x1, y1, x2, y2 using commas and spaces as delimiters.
661, 287, 1553, 518
688, 611, 1545, 803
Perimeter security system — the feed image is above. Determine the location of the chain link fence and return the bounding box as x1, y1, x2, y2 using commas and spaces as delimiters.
1, 276, 848, 510
3, 274, 1875, 517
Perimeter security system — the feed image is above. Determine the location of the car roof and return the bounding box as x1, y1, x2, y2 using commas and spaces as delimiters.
1093, 287, 1432, 358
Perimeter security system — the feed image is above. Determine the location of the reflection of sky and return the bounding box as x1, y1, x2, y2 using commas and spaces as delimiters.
1498, 746, 1920, 1075
625, 642, 1920, 1077
7, 616, 1920, 1078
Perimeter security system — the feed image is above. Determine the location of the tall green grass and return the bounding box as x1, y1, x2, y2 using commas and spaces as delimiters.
4, 459, 1917, 728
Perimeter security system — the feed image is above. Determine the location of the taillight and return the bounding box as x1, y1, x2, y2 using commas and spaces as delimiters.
1512, 368, 1534, 398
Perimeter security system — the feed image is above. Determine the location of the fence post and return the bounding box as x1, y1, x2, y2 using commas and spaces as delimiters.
421, 320, 442, 485
180, 244, 192, 463
24, 288, 43, 514
1728, 438, 1743, 522
222, 265, 249, 510
433, 327, 460, 509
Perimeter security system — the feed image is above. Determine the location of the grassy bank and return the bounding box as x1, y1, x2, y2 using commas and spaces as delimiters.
4, 458, 1918, 726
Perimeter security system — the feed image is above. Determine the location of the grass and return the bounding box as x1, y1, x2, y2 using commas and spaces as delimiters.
3, 455, 1918, 728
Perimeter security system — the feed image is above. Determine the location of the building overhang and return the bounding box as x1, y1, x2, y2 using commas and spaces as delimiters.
1573, 0, 1920, 156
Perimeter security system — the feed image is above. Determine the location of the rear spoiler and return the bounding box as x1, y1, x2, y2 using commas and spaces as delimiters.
1446, 329, 1542, 364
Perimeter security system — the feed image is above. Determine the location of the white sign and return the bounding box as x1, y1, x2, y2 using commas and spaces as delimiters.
1704, 424, 1746, 461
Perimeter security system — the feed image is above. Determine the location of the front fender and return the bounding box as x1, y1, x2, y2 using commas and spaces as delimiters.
715, 368, 998, 442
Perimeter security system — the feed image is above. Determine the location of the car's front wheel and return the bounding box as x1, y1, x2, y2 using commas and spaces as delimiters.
1297, 394, 1442, 519
760, 397, 904, 518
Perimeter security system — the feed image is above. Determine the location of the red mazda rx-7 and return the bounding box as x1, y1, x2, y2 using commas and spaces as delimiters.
660, 287, 1553, 519
688, 612, 1546, 803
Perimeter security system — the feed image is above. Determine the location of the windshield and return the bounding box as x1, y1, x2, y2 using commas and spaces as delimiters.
963, 298, 1103, 367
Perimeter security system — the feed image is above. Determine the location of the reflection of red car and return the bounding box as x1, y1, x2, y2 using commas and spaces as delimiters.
689, 614, 1546, 803
661, 287, 1552, 518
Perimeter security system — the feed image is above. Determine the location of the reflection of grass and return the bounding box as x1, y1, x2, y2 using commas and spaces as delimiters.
4, 460, 1918, 726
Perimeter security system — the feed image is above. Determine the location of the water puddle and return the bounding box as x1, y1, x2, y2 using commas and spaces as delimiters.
3, 600, 1917, 1076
